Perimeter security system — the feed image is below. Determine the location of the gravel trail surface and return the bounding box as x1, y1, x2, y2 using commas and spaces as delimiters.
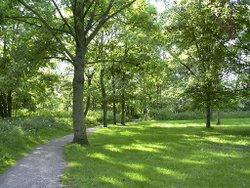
0, 125, 103, 188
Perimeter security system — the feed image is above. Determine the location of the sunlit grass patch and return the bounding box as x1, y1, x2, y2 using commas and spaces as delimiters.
63, 118, 250, 187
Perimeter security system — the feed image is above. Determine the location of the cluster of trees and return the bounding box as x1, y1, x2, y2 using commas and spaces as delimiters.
0, 0, 249, 145
161, 0, 250, 127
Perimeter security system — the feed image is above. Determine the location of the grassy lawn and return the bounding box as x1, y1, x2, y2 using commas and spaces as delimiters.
63, 118, 250, 188
0, 116, 72, 174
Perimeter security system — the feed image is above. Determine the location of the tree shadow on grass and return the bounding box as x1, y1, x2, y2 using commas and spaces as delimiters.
63, 121, 250, 188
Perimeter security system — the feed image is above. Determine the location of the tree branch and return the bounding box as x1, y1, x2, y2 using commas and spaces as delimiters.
7, 16, 71, 34
86, 0, 136, 45
166, 48, 199, 79
17, 0, 74, 62
51, 0, 75, 38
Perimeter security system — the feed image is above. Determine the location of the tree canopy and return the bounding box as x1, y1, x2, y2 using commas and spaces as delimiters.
0, 0, 249, 144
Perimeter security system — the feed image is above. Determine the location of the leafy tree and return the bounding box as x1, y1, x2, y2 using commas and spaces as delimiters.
0, 9, 56, 118
161, 0, 249, 127
4, 0, 136, 145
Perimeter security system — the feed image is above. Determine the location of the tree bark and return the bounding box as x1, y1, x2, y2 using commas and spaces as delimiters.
84, 73, 93, 117
216, 111, 221, 125
72, 54, 89, 145
206, 104, 211, 128
100, 68, 107, 127
84, 93, 91, 117
113, 101, 117, 125
210, 108, 213, 121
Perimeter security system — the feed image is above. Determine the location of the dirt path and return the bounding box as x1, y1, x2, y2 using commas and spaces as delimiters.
0, 125, 103, 188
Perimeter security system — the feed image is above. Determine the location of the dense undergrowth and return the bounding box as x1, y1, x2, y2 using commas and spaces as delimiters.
16, 110, 132, 127
0, 116, 71, 174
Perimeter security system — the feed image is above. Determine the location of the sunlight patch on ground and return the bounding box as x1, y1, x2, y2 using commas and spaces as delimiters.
103, 145, 123, 153
121, 144, 161, 153
205, 136, 249, 146
69, 162, 82, 167
239, 169, 250, 175
90, 152, 112, 161
183, 134, 203, 142
122, 163, 145, 170
100, 176, 122, 186
155, 167, 184, 178
63, 118, 250, 187
123, 172, 147, 182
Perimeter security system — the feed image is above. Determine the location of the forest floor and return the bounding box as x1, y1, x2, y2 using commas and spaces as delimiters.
0, 125, 103, 188
62, 118, 250, 188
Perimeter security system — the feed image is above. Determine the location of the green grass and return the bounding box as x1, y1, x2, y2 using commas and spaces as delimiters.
63, 118, 250, 188
0, 116, 72, 174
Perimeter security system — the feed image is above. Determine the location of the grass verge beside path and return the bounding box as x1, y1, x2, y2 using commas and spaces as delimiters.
63, 118, 250, 188
0, 117, 72, 174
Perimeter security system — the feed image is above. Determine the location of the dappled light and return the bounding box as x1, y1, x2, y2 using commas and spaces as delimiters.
0, 0, 249, 187
63, 119, 250, 187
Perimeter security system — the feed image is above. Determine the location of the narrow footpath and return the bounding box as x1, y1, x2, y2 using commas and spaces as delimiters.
0, 125, 103, 188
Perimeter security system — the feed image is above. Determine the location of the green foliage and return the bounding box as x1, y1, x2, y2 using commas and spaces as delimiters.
0, 0, 248, 136
150, 109, 204, 120
86, 111, 129, 127
150, 109, 250, 120
219, 111, 250, 119
158, 0, 250, 126
63, 119, 250, 187
0, 117, 71, 174
13, 109, 132, 127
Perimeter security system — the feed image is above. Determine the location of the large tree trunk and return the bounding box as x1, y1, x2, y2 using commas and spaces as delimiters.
84, 73, 93, 117
206, 104, 211, 128
100, 68, 107, 127
84, 93, 91, 118
72, 56, 89, 145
